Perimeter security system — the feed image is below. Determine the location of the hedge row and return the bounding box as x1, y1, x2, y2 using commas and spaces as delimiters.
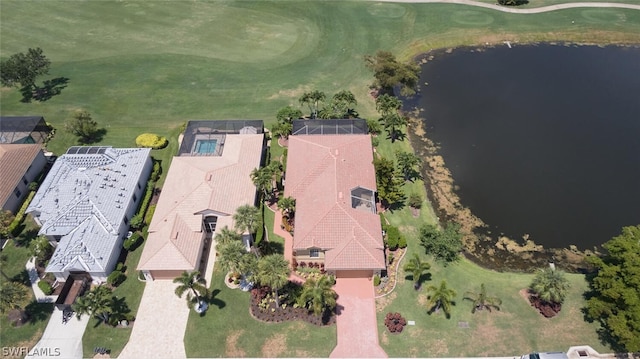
130, 160, 161, 229
9, 191, 36, 236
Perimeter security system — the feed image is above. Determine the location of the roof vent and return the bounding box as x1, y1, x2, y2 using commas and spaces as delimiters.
171, 231, 178, 240
206, 173, 212, 181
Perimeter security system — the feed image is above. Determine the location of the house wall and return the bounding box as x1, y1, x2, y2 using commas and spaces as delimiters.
2, 150, 46, 213
334, 270, 374, 279
294, 248, 325, 266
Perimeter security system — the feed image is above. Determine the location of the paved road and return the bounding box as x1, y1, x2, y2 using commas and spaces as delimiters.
376, 0, 640, 13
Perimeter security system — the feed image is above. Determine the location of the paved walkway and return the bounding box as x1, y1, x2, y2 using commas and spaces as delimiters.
25, 257, 58, 303
376, 0, 640, 13
330, 277, 387, 358
118, 280, 190, 359
26, 307, 90, 359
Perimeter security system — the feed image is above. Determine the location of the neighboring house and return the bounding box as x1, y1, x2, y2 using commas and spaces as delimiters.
285, 119, 386, 279
0, 116, 50, 144
0, 144, 47, 213
26, 146, 152, 283
138, 120, 264, 281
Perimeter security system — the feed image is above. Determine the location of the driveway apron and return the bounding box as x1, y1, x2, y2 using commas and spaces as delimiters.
330, 277, 387, 358
118, 280, 190, 359
25, 307, 90, 359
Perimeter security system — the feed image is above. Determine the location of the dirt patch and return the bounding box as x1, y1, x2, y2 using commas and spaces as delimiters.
267, 85, 312, 100
225, 330, 246, 358
261, 333, 287, 358
294, 349, 312, 357
429, 338, 449, 356
379, 329, 389, 345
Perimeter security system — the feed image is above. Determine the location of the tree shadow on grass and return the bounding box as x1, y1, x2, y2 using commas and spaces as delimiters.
19, 77, 70, 103
14, 228, 40, 247
25, 301, 53, 324
78, 128, 107, 145
197, 289, 225, 317
12, 269, 31, 286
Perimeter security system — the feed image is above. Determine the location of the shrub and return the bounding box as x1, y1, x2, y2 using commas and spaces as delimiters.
38, 280, 53, 295
107, 270, 126, 287
150, 160, 161, 181
116, 262, 125, 272
371, 136, 380, 148
407, 192, 423, 209
129, 214, 144, 230
123, 232, 142, 251
28, 182, 38, 192
366, 118, 382, 135
373, 275, 381, 286
385, 226, 400, 250
8, 191, 35, 236
398, 234, 407, 249
135, 133, 168, 149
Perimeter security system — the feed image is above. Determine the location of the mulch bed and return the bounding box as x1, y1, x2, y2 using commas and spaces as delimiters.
523, 289, 562, 318
249, 286, 336, 326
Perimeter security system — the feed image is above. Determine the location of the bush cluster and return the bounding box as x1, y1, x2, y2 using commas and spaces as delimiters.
107, 270, 126, 287
373, 275, 381, 286
38, 280, 53, 295
384, 312, 407, 333
123, 232, 142, 251
135, 133, 168, 149
8, 191, 36, 236
130, 160, 161, 230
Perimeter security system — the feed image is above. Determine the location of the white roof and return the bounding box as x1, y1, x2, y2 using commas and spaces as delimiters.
27, 147, 151, 274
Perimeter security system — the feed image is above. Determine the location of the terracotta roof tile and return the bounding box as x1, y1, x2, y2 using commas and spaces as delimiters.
0, 144, 42, 209
285, 135, 385, 271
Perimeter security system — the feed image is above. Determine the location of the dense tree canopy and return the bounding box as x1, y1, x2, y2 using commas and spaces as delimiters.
419, 223, 463, 264
585, 225, 640, 351
373, 155, 404, 208
0, 47, 50, 89
365, 51, 420, 96
299, 90, 326, 119
0, 210, 15, 239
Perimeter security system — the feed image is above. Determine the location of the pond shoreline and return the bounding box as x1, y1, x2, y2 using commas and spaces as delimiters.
402, 42, 640, 272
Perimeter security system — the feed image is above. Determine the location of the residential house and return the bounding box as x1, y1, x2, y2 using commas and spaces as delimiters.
138, 120, 264, 281
26, 146, 152, 283
284, 119, 386, 279
0, 144, 47, 213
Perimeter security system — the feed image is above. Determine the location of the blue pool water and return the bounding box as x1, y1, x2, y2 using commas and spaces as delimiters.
195, 139, 217, 154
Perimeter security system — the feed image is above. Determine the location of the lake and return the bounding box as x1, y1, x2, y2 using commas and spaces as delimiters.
406, 44, 640, 250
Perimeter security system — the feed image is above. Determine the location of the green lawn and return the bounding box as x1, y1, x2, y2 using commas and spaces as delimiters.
377, 257, 608, 356
0, 218, 53, 352
184, 268, 336, 358
1, 0, 638, 356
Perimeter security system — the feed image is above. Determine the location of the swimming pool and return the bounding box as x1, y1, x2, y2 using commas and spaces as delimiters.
194, 139, 218, 154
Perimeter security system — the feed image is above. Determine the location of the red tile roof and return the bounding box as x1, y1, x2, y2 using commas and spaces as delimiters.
285, 135, 385, 271
0, 144, 42, 209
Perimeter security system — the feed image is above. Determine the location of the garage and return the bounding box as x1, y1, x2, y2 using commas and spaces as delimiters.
146, 270, 184, 281
335, 270, 373, 279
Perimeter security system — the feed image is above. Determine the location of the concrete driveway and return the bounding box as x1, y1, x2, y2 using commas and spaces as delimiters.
25, 307, 90, 359
330, 277, 387, 358
118, 280, 190, 359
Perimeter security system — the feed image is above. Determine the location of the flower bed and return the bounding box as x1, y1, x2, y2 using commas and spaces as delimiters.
384, 312, 407, 333
249, 285, 336, 326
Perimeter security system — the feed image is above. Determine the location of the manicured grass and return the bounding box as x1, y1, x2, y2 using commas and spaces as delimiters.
184, 268, 336, 358
80, 235, 147, 358
377, 257, 607, 356
0, 218, 53, 351
1, 0, 637, 355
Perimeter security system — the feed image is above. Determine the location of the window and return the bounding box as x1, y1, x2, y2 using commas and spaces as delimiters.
310, 249, 319, 258
133, 194, 137, 202
137, 182, 141, 190
13, 188, 21, 198
203, 216, 218, 233
22, 176, 28, 185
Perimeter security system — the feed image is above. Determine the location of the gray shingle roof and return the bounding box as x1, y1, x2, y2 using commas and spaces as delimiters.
27, 147, 151, 275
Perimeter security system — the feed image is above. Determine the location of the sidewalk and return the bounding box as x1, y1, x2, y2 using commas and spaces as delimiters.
26, 257, 58, 303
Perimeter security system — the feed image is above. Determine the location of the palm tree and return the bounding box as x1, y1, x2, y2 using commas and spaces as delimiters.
214, 226, 242, 246
216, 240, 246, 274
238, 253, 258, 282
173, 270, 209, 311
297, 275, 337, 316
233, 205, 262, 246
375, 94, 402, 117
267, 160, 283, 194
0, 254, 11, 281
426, 280, 457, 318
0, 281, 29, 313
255, 254, 290, 307
278, 196, 296, 217
463, 283, 502, 313
73, 285, 113, 323
530, 267, 570, 305
250, 167, 273, 202
299, 90, 326, 119
403, 254, 430, 290
379, 112, 407, 143
395, 150, 421, 181
332, 90, 357, 118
